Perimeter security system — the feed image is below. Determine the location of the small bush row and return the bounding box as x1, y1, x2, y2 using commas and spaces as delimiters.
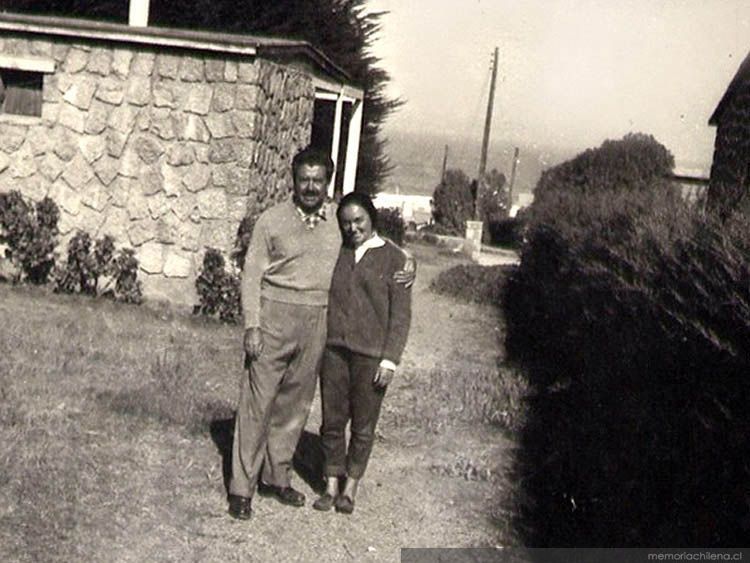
0, 190, 142, 304
194, 248, 241, 324
0, 191, 59, 284
430, 263, 514, 305
54, 231, 142, 304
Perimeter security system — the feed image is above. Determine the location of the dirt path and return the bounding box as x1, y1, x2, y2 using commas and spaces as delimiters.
189, 244, 514, 562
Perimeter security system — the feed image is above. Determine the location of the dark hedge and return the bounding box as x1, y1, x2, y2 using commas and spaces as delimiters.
505, 134, 750, 546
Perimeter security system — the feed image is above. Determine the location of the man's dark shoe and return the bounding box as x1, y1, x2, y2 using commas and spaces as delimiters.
258, 483, 305, 507
228, 495, 253, 520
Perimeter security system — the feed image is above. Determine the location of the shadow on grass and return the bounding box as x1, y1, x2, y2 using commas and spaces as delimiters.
207, 420, 325, 496
209, 416, 235, 496
293, 431, 325, 494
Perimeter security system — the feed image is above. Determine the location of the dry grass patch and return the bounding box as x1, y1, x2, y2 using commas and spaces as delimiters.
0, 285, 237, 562
385, 364, 529, 437
94, 348, 234, 435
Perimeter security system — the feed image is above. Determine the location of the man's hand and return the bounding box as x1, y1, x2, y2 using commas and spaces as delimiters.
373, 365, 395, 389
393, 250, 417, 288
244, 327, 264, 360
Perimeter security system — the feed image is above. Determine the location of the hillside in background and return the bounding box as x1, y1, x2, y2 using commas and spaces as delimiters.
380, 129, 577, 198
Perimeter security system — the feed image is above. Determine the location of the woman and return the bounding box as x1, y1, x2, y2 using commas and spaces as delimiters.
313, 192, 412, 514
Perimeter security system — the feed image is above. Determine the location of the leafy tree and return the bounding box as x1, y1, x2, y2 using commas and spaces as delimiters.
431, 167, 508, 237
534, 132, 674, 200
431, 168, 474, 235
3, 0, 400, 194
478, 168, 509, 219
528, 132, 676, 232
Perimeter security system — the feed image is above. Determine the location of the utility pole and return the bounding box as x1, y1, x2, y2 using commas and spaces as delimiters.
441, 144, 449, 183
465, 47, 499, 259
508, 146, 519, 215
478, 47, 499, 181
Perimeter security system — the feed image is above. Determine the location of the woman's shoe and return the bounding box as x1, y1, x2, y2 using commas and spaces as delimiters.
312, 493, 336, 512
335, 494, 354, 514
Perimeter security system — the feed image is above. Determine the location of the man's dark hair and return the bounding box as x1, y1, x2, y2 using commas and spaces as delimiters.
292, 146, 335, 181
337, 191, 379, 228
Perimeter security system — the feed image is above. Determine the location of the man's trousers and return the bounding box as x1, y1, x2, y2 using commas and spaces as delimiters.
229, 299, 327, 498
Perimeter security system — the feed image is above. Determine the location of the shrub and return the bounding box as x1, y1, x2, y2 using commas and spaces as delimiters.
420, 232, 440, 245
430, 263, 514, 305
0, 191, 59, 284
378, 206, 406, 246
54, 231, 143, 303
194, 248, 240, 324
432, 167, 510, 239
418, 222, 454, 236
111, 247, 144, 304
431, 168, 475, 235
505, 134, 750, 546
487, 217, 524, 247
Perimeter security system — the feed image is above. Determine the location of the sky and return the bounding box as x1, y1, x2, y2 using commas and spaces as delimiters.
366, 0, 750, 171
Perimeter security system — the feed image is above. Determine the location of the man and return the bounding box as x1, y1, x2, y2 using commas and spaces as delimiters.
228, 146, 414, 520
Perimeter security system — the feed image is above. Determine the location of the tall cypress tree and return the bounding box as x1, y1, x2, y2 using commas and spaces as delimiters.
2, 0, 400, 194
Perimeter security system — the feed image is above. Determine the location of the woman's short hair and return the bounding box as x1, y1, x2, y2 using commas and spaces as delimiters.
337, 191, 379, 228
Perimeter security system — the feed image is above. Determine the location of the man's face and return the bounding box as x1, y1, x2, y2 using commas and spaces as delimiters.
293, 164, 329, 213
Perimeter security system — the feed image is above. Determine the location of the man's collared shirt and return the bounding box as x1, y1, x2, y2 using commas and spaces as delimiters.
295, 203, 328, 230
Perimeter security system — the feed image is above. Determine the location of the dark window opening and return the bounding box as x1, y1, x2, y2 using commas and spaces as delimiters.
0, 69, 43, 117
311, 99, 335, 154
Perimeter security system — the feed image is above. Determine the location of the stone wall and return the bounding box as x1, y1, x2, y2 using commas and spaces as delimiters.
0, 33, 314, 304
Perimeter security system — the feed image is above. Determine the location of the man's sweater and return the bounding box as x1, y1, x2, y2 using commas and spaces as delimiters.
326, 240, 412, 364
241, 199, 341, 328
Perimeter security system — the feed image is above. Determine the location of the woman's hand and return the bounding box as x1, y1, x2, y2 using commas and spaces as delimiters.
373, 365, 395, 389
393, 250, 417, 288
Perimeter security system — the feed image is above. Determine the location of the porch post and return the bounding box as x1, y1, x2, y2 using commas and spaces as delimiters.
129, 0, 150, 27
342, 98, 363, 195
329, 87, 344, 197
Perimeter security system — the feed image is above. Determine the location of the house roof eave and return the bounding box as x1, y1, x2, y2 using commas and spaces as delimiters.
0, 11, 357, 88
709, 49, 750, 126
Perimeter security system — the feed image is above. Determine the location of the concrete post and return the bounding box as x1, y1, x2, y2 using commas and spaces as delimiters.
329, 87, 344, 197
464, 220, 483, 261
342, 99, 363, 195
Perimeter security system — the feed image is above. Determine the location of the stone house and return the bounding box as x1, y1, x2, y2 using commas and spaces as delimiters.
0, 12, 363, 303
707, 49, 750, 217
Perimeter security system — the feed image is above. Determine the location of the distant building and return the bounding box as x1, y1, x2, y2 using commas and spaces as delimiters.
509, 192, 534, 218
707, 50, 750, 215
667, 166, 710, 203
372, 192, 432, 226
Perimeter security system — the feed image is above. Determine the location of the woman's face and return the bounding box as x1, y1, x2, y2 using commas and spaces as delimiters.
338, 203, 374, 248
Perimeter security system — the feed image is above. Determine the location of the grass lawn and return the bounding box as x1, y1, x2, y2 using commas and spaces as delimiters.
0, 243, 523, 562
